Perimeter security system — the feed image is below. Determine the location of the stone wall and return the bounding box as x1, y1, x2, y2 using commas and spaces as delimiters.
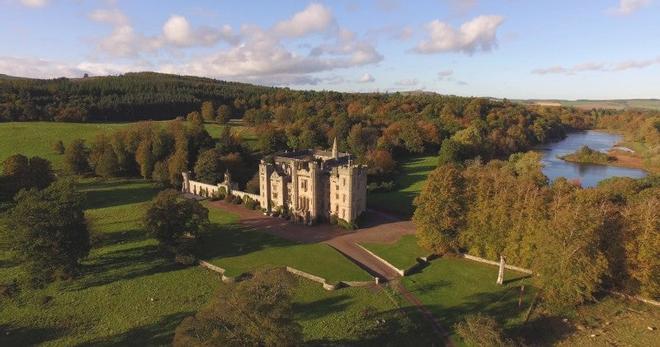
461, 254, 533, 274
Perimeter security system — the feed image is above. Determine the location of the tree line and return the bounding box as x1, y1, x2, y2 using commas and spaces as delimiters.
414, 154, 659, 313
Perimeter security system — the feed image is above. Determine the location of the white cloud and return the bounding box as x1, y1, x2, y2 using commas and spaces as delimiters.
19, 0, 49, 8
358, 73, 375, 83
274, 3, 335, 37
609, 0, 651, 15
532, 56, 660, 75
414, 15, 504, 54
395, 78, 418, 86
162, 15, 237, 47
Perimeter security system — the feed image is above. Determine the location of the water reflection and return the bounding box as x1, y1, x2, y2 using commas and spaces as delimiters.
536, 130, 647, 188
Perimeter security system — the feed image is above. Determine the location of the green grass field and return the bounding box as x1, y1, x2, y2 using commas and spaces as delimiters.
199, 206, 373, 283
367, 154, 438, 217
0, 179, 413, 345
0, 121, 256, 170
362, 235, 428, 270
402, 257, 534, 344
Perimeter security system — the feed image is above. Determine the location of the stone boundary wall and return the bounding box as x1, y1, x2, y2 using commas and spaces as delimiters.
356, 244, 405, 276
188, 180, 220, 197
285, 266, 374, 291
461, 254, 533, 274
607, 290, 660, 307
230, 189, 261, 204
198, 260, 373, 290
198, 260, 237, 283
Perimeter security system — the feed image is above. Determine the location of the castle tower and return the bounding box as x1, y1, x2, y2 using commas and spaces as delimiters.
332, 137, 338, 159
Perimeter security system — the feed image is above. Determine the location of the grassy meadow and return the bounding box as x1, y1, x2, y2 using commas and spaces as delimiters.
367, 154, 439, 217
0, 178, 422, 345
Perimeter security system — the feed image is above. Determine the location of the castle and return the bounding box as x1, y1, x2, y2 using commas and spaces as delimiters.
182, 139, 368, 225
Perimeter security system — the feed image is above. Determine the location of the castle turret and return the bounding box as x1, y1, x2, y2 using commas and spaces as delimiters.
332, 137, 338, 159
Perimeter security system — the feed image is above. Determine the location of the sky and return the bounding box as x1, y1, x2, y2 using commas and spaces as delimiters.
0, 0, 659, 99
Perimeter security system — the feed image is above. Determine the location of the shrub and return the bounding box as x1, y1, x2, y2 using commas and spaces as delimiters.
224, 192, 233, 203
454, 314, 513, 347
244, 196, 259, 210
231, 195, 243, 205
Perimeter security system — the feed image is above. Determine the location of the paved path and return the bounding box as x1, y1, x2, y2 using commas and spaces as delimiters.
208, 201, 451, 345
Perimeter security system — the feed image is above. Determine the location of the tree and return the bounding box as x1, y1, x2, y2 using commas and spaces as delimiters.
193, 149, 225, 184
135, 138, 155, 179
531, 180, 608, 312
143, 190, 209, 256
201, 101, 215, 122
52, 140, 65, 154
454, 314, 513, 347
186, 111, 203, 126
64, 139, 90, 175
413, 164, 466, 254
173, 268, 302, 346
152, 161, 170, 187
216, 104, 232, 124
1, 154, 55, 197
6, 179, 89, 285
438, 138, 465, 165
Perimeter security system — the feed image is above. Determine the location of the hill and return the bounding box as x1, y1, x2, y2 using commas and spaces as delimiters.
518, 98, 660, 111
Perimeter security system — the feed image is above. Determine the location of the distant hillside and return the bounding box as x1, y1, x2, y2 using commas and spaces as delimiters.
518, 99, 660, 111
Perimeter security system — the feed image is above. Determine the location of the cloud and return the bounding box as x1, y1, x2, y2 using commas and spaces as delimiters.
162, 15, 237, 47
358, 73, 375, 83
437, 69, 454, 80
395, 78, 418, 86
0, 56, 153, 78
608, 0, 651, 15
89, 9, 238, 57
274, 3, 335, 37
532, 56, 660, 75
414, 15, 504, 54
19, 0, 49, 8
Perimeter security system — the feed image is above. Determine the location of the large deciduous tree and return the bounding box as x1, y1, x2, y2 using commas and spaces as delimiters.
64, 139, 91, 175
5, 179, 89, 285
143, 190, 209, 256
413, 164, 466, 254
173, 268, 302, 346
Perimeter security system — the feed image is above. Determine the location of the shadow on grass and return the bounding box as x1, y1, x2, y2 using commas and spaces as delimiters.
67, 244, 187, 291
293, 295, 352, 320
90, 228, 148, 249
0, 324, 64, 346
196, 223, 294, 260
510, 315, 576, 346
79, 311, 192, 347
82, 185, 160, 210
303, 306, 437, 346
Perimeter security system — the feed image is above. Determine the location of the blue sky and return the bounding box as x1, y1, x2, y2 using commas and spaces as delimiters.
1, 0, 659, 99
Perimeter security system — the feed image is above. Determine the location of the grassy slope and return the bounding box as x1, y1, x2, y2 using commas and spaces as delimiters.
362, 235, 428, 270
367, 154, 438, 217
401, 257, 534, 344
200, 207, 372, 283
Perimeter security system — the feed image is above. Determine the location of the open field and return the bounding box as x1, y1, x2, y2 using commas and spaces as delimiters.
0, 121, 255, 170
1, 179, 419, 345
362, 235, 427, 270
519, 99, 660, 111
367, 154, 438, 217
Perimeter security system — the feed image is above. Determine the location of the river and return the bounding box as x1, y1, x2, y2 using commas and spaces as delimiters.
536, 130, 647, 188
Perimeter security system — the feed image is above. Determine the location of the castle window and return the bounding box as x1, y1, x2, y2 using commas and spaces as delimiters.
342, 209, 345, 218
343, 178, 346, 186
335, 193, 339, 200
343, 194, 346, 202
335, 185, 339, 191
301, 179, 307, 192
272, 192, 278, 199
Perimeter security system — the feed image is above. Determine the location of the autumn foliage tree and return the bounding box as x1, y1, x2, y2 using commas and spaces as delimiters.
413, 164, 466, 254
173, 268, 302, 346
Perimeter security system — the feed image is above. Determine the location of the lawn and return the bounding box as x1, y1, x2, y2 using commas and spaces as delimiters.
362, 235, 428, 270
199, 206, 373, 283
1, 178, 409, 345
401, 256, 535, 345
367, 154, 438, 217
